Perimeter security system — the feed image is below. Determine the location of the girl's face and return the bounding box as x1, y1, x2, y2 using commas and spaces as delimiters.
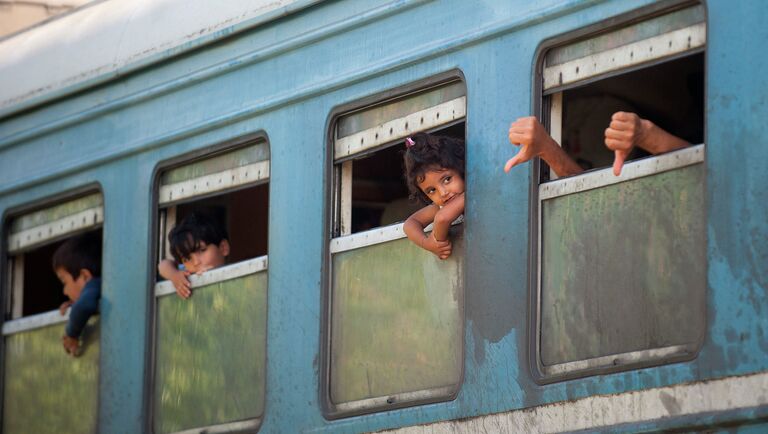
417, 168, 465, 207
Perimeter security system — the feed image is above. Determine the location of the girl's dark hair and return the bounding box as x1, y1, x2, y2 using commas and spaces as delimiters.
403, 132, 465, 204
52, 231, 102, 277
168, 212, 229, 262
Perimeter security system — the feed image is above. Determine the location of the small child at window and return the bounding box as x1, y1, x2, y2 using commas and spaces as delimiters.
403, 122, 588, 259
403, 133, 467, 260
158, 213, 230, 299
53, 232, 102, 357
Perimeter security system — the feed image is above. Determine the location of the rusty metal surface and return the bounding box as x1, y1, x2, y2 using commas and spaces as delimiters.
540, 163, 705, 368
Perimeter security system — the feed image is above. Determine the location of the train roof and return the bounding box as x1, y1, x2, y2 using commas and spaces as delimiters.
0, 0, 320, 119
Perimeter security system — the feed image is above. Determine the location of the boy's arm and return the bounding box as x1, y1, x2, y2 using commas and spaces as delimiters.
505, 116, 583, 178
404, 205, 452, 259
605, 111, 690, 176
158, 259, 192, 299
432, 193, 465, 242
64, 283, 100, 346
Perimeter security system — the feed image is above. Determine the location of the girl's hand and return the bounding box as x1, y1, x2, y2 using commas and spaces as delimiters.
422, 233, 452, 259
170, 269, 193, 299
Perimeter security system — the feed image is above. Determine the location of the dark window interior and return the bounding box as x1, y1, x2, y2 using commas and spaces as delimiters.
10, 228, 102, 318
349, 122, 465, 233
545, 52, 704, 179
174, 182, 269, 264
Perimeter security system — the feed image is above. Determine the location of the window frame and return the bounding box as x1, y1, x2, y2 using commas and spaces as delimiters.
146, 131, 271, 434
529, 1, 708, 384
2, 184, 104, 323
1, 183, 104, 432
321, 70, 468, 419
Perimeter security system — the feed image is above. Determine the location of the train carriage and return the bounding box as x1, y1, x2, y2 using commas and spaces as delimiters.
0, 0, 766, 432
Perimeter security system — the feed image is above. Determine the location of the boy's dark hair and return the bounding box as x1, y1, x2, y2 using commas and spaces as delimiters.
403, 132, 466, 204
52, 231, 102, 278
168, 213, 229, 263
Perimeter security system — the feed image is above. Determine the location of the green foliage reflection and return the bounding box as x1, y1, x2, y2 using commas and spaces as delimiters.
154, 271, 267, 433
330, 230, 463, 404
3, 319, 99, 434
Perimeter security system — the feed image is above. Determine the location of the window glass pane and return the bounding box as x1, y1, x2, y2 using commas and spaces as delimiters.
337, 81, 465, 139
544, 5, 705, 90
153, 271, 267, 433
7, 193, 103, 253
540, 163, 705, 369
330, 230, 463, 406
334, 82, 466, 160
3, 319, 99, 434
159, 142, 269, 206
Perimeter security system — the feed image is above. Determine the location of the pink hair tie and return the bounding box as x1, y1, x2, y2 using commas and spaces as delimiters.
405, 137, 415, 148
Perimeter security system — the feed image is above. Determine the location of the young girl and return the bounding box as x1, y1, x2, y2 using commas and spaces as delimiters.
403, 133, 466, 260
403, 118, 584, 259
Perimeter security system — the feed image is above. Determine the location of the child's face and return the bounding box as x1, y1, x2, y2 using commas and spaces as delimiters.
181, 240, 230, 274
417, 168, 465, 207
55, 267, 90, 302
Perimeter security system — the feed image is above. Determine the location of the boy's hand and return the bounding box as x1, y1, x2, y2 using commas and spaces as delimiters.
505, 116, 555, 172
59, 300, 73, 315
604, 111, 647, 176
170, 269, 193, 299
422, 233, 452, 260
62, 335, 80, 357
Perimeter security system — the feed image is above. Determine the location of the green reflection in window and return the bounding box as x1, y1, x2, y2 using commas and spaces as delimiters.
154, 271, 267, 433
540, 163, 705, 366
3, 319, 99, 434
330, 230, 463, 405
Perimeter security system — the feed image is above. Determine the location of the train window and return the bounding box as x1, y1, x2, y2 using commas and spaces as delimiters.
152, 141, 269, 433
326, 79, 466, 417
3, 192, 102, 433
534, 4, 706, 381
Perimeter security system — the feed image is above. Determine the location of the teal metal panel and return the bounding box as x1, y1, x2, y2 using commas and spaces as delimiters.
541, 163, 705, 366
153, 271, 267, 433
330, 230, 463, 406
3, 319, 99, 434
2, 0, 766, 432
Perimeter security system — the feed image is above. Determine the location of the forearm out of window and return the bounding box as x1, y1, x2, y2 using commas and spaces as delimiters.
638, 119, 691, 155
404, 217, 428, 248
540, 139, 583, 178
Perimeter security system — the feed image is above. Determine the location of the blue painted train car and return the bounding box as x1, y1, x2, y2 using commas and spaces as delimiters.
0, 0, 766, 432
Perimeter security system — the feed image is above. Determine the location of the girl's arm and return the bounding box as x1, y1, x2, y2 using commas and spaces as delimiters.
432, 192, 465, 242
404, 204, 453, 259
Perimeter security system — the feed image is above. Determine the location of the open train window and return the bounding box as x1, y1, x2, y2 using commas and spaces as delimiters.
325, 77, 466, 417
151, 140, 269, 433
3, 191, 102, 433
533, 4, 706, 381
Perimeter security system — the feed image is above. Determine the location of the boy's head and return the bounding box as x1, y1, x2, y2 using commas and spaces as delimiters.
52, 232, 102, 302
168, 213, 230, 273
403, 132, 466, 205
